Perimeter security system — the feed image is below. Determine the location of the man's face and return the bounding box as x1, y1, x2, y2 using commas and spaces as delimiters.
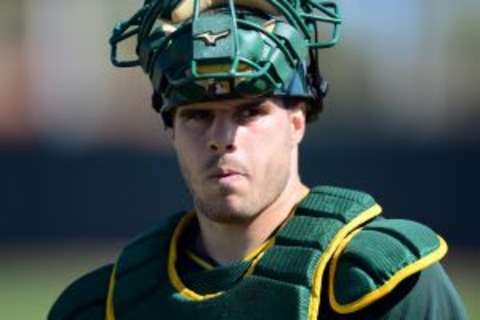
171, 97, 305, 224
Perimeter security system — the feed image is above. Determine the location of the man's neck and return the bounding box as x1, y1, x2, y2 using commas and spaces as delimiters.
194, 181, 310, 265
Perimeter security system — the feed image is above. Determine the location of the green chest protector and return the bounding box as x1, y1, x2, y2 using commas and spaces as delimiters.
105, 186, 446, 320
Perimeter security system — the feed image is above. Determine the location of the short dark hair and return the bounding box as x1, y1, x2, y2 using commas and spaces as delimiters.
280, 96, 323, 123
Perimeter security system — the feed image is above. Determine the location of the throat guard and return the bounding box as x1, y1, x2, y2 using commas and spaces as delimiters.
109, 0, 342, 122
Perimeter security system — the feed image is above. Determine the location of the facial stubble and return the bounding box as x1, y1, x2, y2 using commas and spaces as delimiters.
177, 150, 292, 225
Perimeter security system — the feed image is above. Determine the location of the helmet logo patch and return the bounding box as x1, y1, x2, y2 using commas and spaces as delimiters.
194, 30, 230, 46
207, 80, 230, 95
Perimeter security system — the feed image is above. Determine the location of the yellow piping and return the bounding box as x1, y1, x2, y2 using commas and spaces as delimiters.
244, 239, 276, 276
105, 263, 117, 320
243, 238, 276, 262
168, 212, 223, 300
243, 188, 309, 276
307, 203, 383, 320
328, 233, 448, 314
185, 250, 215, 270
168, 212, 279, 299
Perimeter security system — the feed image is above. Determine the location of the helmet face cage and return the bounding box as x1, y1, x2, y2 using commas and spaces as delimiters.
110, 0, 341, 123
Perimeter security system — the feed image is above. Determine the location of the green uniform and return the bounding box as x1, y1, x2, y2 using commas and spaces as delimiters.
48, 186, 467, 319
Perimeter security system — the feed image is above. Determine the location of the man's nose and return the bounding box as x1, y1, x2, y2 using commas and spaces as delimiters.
207, 114, 237, 153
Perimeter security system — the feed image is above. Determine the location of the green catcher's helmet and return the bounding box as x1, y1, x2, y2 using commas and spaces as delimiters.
110, 0, 341, 126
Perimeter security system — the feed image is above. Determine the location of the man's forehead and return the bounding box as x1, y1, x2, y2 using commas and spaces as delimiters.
178, 97, 279, 111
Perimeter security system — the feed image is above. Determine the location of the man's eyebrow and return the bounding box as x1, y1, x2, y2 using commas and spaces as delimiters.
234, 98, 268, 110
176, 98, 268, 113
177, 106, 210, 113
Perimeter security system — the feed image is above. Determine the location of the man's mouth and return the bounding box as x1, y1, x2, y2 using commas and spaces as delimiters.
212, 169, 241, 179
208, 168, 246, 182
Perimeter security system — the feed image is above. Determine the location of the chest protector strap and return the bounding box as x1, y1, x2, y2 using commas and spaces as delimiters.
105, 186, 444, 320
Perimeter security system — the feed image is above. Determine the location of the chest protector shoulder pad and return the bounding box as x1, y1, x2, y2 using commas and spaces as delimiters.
328, 218, 447, 314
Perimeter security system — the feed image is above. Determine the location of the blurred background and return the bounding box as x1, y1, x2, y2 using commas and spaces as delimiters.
1, 0, 478, 318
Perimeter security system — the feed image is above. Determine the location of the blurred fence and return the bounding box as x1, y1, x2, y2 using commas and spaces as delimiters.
2, 140, 478, 246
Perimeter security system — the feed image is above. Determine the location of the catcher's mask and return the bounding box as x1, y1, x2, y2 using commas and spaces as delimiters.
110, 0, 341, 126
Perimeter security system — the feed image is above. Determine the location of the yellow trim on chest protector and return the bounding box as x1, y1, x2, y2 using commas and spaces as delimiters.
306, 203, 382, 320
168, 212, 224, 300
169, 212, 276, 300
105, 264, 117, 320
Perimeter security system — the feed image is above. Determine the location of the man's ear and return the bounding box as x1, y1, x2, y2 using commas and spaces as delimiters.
290, 101, 307, 144
164, 110, 176, 141
166, 126, 175, 141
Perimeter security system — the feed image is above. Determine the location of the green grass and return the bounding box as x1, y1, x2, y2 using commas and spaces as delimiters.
443, 251, 480, 319
0, 241, 122, 320
1, 242, 478, 319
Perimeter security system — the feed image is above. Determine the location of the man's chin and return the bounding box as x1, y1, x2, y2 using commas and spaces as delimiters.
201, 208, 259, 225
204, 180, 247, 197
195, 193, 259, 224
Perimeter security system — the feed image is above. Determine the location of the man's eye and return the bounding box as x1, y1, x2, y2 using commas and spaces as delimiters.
238, 107, 262, 120
181, 110, 212, 121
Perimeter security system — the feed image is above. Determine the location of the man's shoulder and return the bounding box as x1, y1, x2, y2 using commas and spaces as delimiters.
390, 262, 468, 319
114, 212, 185, 276
322, 263, 468, 319
47, 215, 185, 320
48, 264, 113, 320
305, 185, 455, 316
327, 217, 448, 314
